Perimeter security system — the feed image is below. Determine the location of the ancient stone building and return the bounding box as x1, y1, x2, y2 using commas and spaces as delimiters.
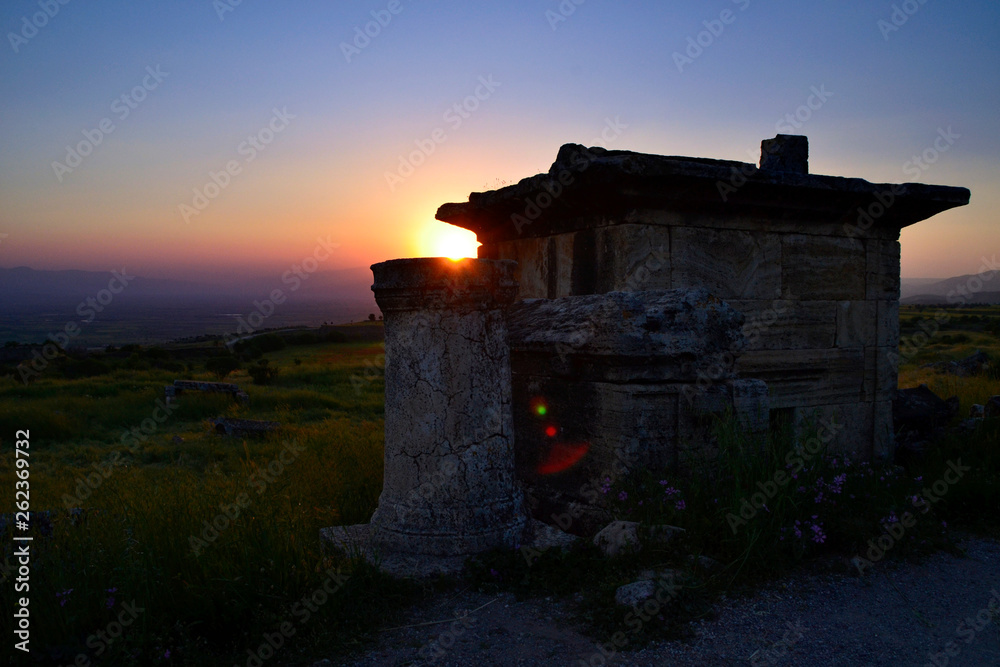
326, 135, 970, 573
436, 135, 970, 463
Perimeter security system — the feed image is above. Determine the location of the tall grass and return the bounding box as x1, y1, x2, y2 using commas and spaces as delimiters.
0, 341, 415, 665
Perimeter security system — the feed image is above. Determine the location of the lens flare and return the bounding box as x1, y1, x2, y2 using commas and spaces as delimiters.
537, 442, 590, 475
530, 397, 548, 417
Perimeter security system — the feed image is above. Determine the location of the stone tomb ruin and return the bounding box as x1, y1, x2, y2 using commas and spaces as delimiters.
324, 135, 970, 576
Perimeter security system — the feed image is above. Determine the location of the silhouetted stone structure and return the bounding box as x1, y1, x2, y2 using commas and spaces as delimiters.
324, 135, 970, 575
165, 380, 249, 404
323, 258, 527, 575
507, 288, 767, 532
437, 135, 970, 460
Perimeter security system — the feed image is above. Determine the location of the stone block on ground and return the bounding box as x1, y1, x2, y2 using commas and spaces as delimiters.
593, 520, 642, 557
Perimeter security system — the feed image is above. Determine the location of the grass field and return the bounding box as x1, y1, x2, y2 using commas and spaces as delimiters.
0, 310, 998, 665
0, 330, 425, 666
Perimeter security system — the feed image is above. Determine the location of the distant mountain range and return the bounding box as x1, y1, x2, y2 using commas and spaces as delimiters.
900, 274, 1000, 305
0, 266, 378, 346
0, 265, 376, 309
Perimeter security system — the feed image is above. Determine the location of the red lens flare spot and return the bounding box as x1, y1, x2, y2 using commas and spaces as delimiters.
536, 442, 590, 475
545, 425, 558, 438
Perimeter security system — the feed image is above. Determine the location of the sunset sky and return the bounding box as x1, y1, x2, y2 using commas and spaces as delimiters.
1, 1, 997, 284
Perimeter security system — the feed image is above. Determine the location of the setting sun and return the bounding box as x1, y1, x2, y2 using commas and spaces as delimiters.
423, 222, 481, 260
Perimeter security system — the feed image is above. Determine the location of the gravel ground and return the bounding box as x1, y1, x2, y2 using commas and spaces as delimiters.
332, 533, 1000, 667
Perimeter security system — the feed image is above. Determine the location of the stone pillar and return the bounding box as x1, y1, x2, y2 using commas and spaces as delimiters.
323, 257, 527, 575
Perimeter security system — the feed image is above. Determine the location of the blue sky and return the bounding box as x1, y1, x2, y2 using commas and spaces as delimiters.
1, 0, 997, 281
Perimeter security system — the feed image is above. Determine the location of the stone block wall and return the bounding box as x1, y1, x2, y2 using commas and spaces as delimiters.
439, 137, 970, 463
482, 216, 901, 459
507, 288, 768, 531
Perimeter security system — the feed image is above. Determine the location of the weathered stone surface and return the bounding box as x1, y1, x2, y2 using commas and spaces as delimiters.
873, 400, 894, 460
593, 520, 641, 557
671, 228, 781, 300
437, 141, 970, 238
495, 238, 548, 298
736, 348, 865, 409
733, 299, 837, 350
876, 300, 900, 348
781, 235, 866, 300
491, 225, 672, 300
894, 385, 956, 439
322, 258, 527, 576
686, 555, 721, 572
760, 134, 808, 174
525, 519, 580, 551
615, 580, 657, 607
166, 380, 247, 404
508, 289, 760, 524
792, 402, 874, 456
875, 346, 898, 400
508, 288, 745, 383
836, 301, 876, 348
867, 240, 901, 300
597, 224, 671, 293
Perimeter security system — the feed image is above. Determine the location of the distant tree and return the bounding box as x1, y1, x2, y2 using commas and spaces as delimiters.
368, 313, 376, 322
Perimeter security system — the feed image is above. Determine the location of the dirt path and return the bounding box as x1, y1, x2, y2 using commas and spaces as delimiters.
330, 534, 1000, 667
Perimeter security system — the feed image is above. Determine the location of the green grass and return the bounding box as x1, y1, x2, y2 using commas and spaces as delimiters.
1, 309, 998, 663
0, 339, 416, 666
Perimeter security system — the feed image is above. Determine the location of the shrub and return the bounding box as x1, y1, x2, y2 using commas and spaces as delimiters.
205, 356, 241, 380
248, 359, 279, 385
